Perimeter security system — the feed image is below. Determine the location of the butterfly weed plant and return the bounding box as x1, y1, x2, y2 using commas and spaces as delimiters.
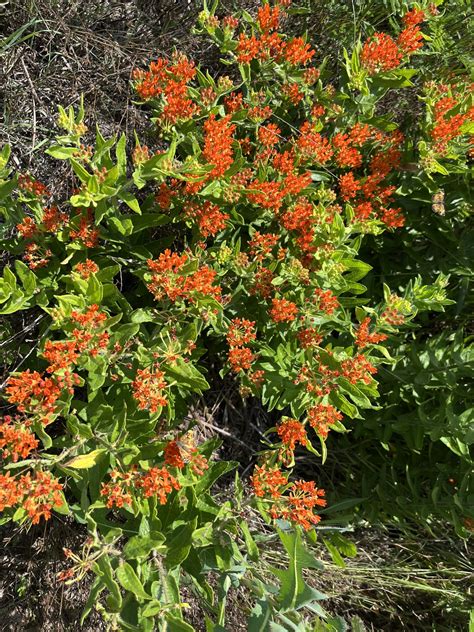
0, 1, 472, 629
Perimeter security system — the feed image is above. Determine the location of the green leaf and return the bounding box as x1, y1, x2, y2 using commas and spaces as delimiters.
248, 599, 272, 632
165, 519, 197, 569
64, 449, 106, 469
116, 562, 150, 601
45, 145, 77, 159
165, 359, 210, 392
165, 615, 196, 632
120, 190, 141, 214
95, 555, 123, 610
123, 535, 165, 560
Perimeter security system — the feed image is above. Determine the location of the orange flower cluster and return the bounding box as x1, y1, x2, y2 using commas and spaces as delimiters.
248, 179, 285, 211
18, 174, 50, 197
70, 209, 99, 248
235, 8, 314, 68
361, 32, 402, 74
43, 340, 79, 373
341, 353, 377, 385
276, 418, 307, 463
251, 463, 287, 498
186, 201, 229, 237
0, 470, 63, 524
17, 216, 37, 238
227, 318, 256, 347
227, 318, 256, 373
280, 198, 315, 254
24, 243, 52, 269
271, 480, 326, 530
164, 437, 209, 475
147, 250, 222, 303
70, 305, 110, 356
337, 130, 405, 228
42, 206, 68, 232
0, 415, 38, 462
228, 347, 255, 372
251, 267, 274, 299
5, 369, 72, 425
137, 467, 181, 503
74, 259, 99, 279
362, 11, 425, 75
251, 464, 326, 530
297, 327, 322, 349
236, 33, 262, 64
282, 37, 315, 66
133, 54, 198, 124
355, 317, 388, 348
270, 297, 298, 322
132, 366, 168, 413
257, 3, 281, 32
17, 206, 68, 267
202, 114, 236, 178
100, 465, 181, 508
398, 9, 425, 54
258, 122, 281, 147
314, 288, 339, 315
431, 93, 471, 154
248, 231, 279, 260
282, 82, 304, 105
307, 403, 342, 439
297, 122, 333, 163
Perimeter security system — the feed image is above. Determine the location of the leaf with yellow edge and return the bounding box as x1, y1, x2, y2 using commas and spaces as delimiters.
65, 449, 106, 469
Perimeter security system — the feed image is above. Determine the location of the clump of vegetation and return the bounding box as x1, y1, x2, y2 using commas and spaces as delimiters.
1, 0, 472, 629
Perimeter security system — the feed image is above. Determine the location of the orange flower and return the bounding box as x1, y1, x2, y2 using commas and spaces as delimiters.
132, 366, 168, 413
42, 206, 68, 232
341, 353, 377, 385
100, 469, 135, 509
250, 267, 274, 299
74, 259, 99, 279
0, 470, 63, 524
251, 464, 287, 499
248, 232, 279, 260
70, 209, 99, 248
22, 470, 64, 524
276, 418, 307, 450
297, 327, 322, 349
185, 201, 229, 237
257, 4, 281, 32
226, 318, 256, 347
137, 467, 181, 503
18, 174, 50, 197
273, 480, 326, 530
361, 32, 402, 75
297, 121, 333, 163
307, 403, 342, 438
228, 347, 255, 372
5, 370, 66, 425
202, 114, 236, 178
270, 298, 298, 322
282, 37, 315, 66
236, 33, 261, 63
0, 415, 38, 462
314, 288, 339, 315
17, 216, 37, 238
258, 123, 281, 147
164, 439, 186, 469
355, 317, 388, 348
339, 171, 360, 200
